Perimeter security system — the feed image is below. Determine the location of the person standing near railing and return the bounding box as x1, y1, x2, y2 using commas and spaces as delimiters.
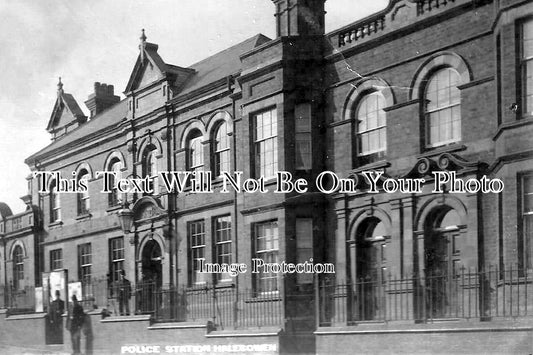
48, 290, 65, 344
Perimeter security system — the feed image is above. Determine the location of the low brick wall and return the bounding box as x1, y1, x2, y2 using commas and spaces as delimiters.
315, 320, 533, 355
57, 311, 282, 355
0, 310, 48, 350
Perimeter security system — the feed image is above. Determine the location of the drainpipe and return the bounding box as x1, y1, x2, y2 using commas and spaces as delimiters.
164, 103, 175, 289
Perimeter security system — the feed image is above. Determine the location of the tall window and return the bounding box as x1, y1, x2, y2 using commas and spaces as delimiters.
143, 146, 158, 194
109, 237, 124, 283
50, 179, 61, 222
254, 221, 279, 293
77, 169, 90, 215
520, 173, 533, 270
295, 103, 312, 170
50, 249, 63, 271
214, 216, 232, 282
357, 92, 386, 156
213, 122, 230, 177
254, 109, 278, 179
425, 68, 461, 147
521, 19, 533, 117
188, 132, 204, 173
296, 218, 313, 284
12, 245, 24, 289
78, 243, 92, 284
108, 159, 122, 207
188, 220, 206, 285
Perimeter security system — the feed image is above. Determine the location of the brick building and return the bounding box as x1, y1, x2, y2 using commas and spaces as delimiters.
1, 0, 532, 354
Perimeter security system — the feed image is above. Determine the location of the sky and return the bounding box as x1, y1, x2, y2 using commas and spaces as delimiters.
0, 0, 388, 213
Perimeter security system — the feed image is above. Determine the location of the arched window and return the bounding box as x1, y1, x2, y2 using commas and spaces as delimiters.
356, 92, 386, 156
12, 245, 24, 289
50, 179, 61, 222
142, 146, 158, 195
108, 159, 122, 206
188, 131, 204, 173
425, 68, 461, 147
213, 121, 230, 176
77, 169, 90, 215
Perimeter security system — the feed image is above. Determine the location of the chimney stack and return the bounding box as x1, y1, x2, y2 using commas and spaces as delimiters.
85, 82, 120, 117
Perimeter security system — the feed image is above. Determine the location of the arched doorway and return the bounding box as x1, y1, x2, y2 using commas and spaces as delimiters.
138, 239, 163, 314
351, 217, 387, 321
141, 239, 162, 285
424, 207, 462, 318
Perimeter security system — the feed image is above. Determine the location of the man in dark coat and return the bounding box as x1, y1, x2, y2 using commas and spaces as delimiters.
69, 295, 85, 355
48, 290, 65, 343
117, 270, 132, 316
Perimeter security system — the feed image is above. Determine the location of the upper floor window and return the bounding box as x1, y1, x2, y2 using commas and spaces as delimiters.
142, 146, 158, 194
213, 122, 230, 177
50, 248, 63, 271
77, 169, 90, 215
295, 103, 312, 170
356, 92, 386, 156
254, 108, 278, 179
188, 131, 204, 173
50, 179, 61, 223
521, 19, 533, 117
108, 159, 122, 207
425, 68, 461, 147
13, 245, 24, 289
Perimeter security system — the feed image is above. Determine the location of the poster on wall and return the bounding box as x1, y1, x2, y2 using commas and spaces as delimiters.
34, 286, 43, 313
68, 282, 82, 302
49, 270, 68, 304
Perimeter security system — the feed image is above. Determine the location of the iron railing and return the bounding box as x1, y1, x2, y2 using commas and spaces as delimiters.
59, 278, 284, 329
152, 285, 284, 329
318, 266, 532, 326
0, 285, 35, 313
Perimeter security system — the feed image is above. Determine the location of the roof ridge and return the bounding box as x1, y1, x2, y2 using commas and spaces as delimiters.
186, 33, 270, 69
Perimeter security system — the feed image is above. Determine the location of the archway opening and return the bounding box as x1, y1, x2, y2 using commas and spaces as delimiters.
351, 217, 387, 321
423, 206, 462, 318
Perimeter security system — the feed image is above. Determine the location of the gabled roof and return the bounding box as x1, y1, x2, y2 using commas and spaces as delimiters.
27, 33, 272, 165
124, 42, 195, 94
46, 91, 87, 133
178, 34, 271, 96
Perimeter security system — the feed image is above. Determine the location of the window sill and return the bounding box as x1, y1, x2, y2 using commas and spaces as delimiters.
351, 160, 390, 173
48, 220, 63, 228
418, 143, 466, 159
76, 213, 92, 221
106, 205, 122, 213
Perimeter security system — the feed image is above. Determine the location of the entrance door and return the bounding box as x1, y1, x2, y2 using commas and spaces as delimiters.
353, 218, 387, 321
139, 240, 162, 314
424, 208, 461, 319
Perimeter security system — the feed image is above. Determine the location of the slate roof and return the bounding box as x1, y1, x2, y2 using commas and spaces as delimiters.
179, 34, 271, 95
26, 100, 128, 163
27, 33, 271, 163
